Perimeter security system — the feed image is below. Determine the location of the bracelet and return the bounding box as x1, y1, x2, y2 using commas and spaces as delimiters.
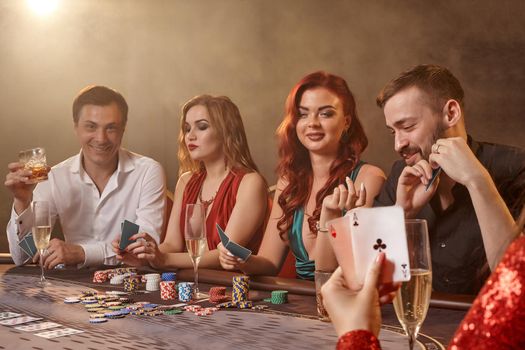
316, 221, 329, 233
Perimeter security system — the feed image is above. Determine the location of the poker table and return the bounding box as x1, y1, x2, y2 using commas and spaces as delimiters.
0, 262, 473, 349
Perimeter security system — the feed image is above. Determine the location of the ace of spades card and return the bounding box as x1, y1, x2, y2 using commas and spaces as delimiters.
326, 205, 411, 289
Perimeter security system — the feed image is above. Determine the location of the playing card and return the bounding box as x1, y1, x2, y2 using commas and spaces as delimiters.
25, 233, 38, 256
216, 224, 252, 261
35, 327, 84, 339
15, 321, 62, 332
17, 238, 32, 257
0, 312, 22, 320
327, 206, 411, 288
425, 167, 442, 191
120, 220, 140, 250
0, 316, 43, 326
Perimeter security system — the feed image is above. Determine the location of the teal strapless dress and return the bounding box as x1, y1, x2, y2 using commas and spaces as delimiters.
288, 161, 365, 280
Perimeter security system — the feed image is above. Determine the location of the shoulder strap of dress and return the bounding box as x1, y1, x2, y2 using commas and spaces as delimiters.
348, 160, 366, 182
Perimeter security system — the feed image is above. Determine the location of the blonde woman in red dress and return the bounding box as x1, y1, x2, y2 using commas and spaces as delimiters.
112, 95, 268, 269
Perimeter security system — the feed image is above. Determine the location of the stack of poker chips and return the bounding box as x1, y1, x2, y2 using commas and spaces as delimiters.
232, 275, 250, 305
270, 290, 288, 304
160, 281, 177, 300
161, 272, 176, 282
110, 272, 134, 285
209, 286, 228, 303
144, 273, 161, 291
178, 282, 194, 302
93, 270, 109, 283
123, 276, 141, 292
107, 267, 138, 279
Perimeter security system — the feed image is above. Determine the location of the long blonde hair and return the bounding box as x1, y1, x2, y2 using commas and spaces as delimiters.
177, 95, 259, 175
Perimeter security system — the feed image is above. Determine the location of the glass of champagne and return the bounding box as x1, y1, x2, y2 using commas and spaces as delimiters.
32, 201, 52, 287
185, 203, 207, 299
393, 219, 432, 350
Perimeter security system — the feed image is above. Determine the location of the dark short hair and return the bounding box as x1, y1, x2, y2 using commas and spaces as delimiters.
72, 85, 128, 124
376, 64, 464, 112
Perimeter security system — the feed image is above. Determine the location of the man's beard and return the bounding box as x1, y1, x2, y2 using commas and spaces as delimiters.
421, 123, 445, 160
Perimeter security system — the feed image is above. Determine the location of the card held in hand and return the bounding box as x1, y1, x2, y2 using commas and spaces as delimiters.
326, 206, 411, 289
216, 224, 252, 261
120, 220, 140, 250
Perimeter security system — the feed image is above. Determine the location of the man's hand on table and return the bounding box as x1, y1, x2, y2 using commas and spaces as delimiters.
38, 239, 85, 269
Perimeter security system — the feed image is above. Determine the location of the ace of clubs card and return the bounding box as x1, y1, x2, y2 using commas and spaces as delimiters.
327, 206, 411, 288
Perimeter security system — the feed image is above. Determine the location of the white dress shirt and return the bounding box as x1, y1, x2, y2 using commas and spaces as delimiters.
6, 149, 166, 267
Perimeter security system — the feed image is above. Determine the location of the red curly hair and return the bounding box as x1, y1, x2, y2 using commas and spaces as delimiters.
276, 71, 368, 239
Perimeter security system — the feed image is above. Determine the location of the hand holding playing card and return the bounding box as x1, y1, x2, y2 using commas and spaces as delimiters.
113, 231, 162, 268
327, 206, 411, 289
396, 159, 437, 218
319, 177, 366, 230
320, 255, 385, 337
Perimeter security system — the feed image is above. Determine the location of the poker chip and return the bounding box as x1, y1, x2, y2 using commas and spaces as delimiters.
178, 282, 194, 302
90, 307, 108, 313
143, 303, 158, 308
161, 272, 177, 281
217, 301, 235, 308
109, 305, 125, 311
105, 312, 125, 319
90, 313, 106, 319
252, 305, 269, 311
64, 297, 81, 304
89, 318, 108, 323
270, 290, 288, 304
118, 309, 131, 315
160, 281, 177, 300
93, 270, 109, 283
164, 309, 183, 315
232, 276, 250, 303
106, 290, 128, 296
235, 301, 253, 309
81, 299, 99, 305
124, 276, 141, 292
105, 301, 122, 307
209, 286, 228, 303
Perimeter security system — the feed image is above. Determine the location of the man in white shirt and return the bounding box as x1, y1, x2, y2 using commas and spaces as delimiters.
5, 85, 166, 268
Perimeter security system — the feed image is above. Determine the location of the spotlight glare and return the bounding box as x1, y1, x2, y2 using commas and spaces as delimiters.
27, 0, 59, 16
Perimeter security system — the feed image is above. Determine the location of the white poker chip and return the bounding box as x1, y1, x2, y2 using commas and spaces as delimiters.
64, 298, 81, 304
106, 290, 127, 296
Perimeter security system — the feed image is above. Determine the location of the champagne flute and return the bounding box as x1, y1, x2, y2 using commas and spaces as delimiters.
184, 203, 207, 299
393, 219, 432, 350
32, 201, 52, 287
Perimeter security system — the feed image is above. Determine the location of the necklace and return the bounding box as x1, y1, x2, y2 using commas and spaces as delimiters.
198, 169, 231, 211
198, 188, 217, 212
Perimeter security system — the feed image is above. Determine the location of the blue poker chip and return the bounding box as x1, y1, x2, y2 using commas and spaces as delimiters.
118, 308, 131, 315
142, 303, 158, 309
161, 272, 176, 281
89, 318, 107, 323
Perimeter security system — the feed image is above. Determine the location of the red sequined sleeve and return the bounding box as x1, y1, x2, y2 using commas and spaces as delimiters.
448, 235, 525, 349
336, 330, 382, 350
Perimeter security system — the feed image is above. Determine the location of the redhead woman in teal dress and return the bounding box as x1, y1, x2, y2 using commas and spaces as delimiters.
219, 71, 386, 279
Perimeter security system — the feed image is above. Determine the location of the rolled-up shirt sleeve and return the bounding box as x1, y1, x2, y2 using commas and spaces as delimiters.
6, 206, 33, 266
78, 241, 116, 268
